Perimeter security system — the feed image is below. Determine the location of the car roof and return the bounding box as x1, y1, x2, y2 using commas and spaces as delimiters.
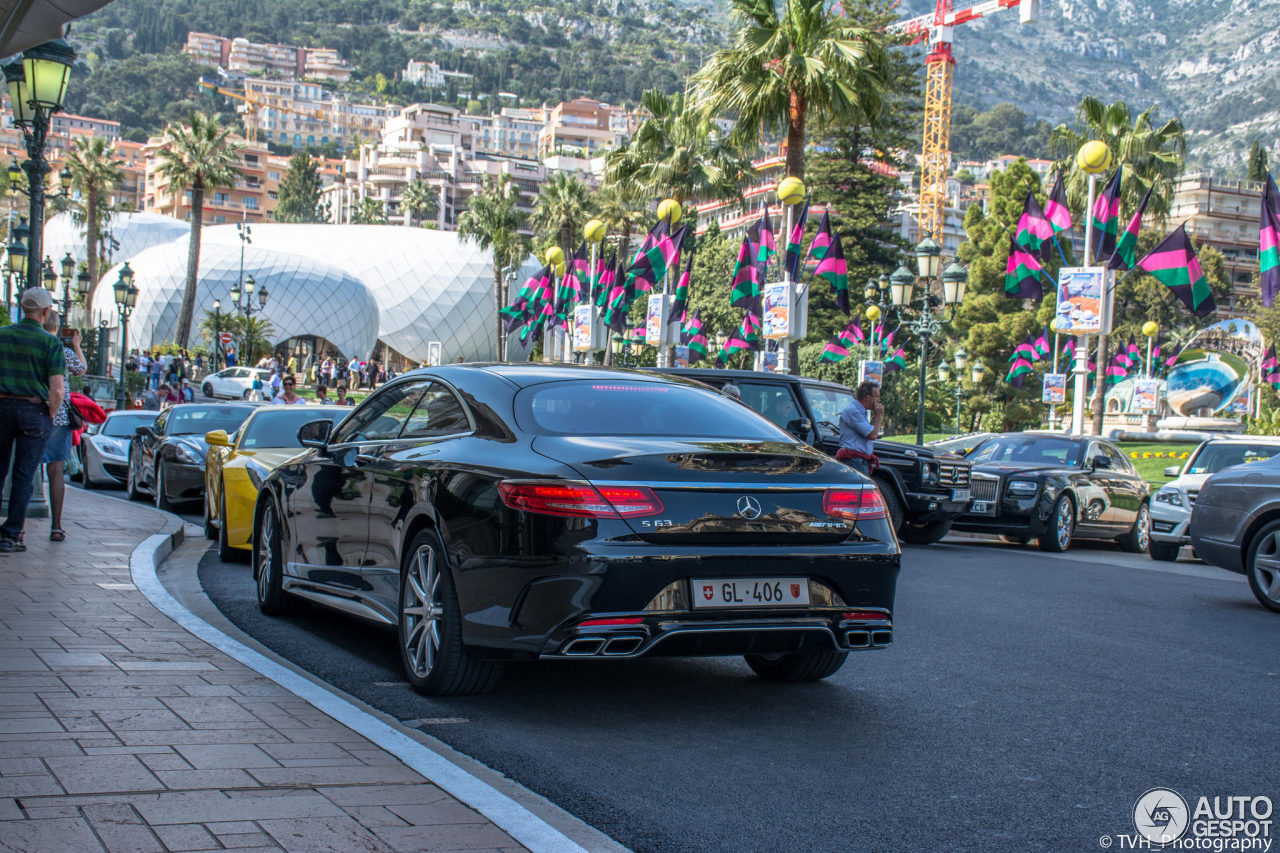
649, 367, 853, 393
405, 363, 700, 389
1200, 436, 1280, 445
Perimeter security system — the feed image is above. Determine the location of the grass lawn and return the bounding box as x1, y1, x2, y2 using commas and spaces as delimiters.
1118, 441, 1198, 485
883, 433, 953, 444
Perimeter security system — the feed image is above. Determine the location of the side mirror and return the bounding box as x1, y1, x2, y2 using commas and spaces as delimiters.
205, 429, 231, 447
297, 419, 334, 449
135, 425, 156, 439
1163, 465, 1180, 478
1092, 454, 1111, 469
790, 418, 812, 438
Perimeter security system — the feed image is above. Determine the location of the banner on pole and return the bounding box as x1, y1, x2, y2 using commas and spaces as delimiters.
645, 295, 665, 346
1055, 267, 1109, 335
762, 281, 791, 340
1042, 373, 1067, 404
673, 345, 690, 368
572, 305, 593, 352
1133, 378, 1159, 410
860, 360, 883, 386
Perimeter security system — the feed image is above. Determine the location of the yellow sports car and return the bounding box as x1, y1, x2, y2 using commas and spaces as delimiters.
204, 405, 350, 560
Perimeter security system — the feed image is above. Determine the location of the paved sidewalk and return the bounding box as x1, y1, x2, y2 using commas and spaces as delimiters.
0, 487, 528, 852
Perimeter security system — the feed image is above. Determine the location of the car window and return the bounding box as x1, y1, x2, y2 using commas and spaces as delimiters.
105, 413, 154, 437
738, 382, 805, 430
231, 368, 249, 378
1104, 444, 1132, 473
801, 384, 854, 427
329, 380, 430, 444
970, 436, 1082, 466
400, 384, 471, 438
519, 380, 793, 440
1185, 442, 1280, 475
166, 406, 253, 436
153, 410, 168, 434
237, 407, 349, 449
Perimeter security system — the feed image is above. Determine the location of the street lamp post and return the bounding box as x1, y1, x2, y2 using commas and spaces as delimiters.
212, 299, 222, 372
112, 263, 137, 410
888, 238, 967, 446
5, 215, 29, 311
230, 274, 268, 364
938, 349, 988, 434
2, 40, 76, 287
57, 251, 75, 321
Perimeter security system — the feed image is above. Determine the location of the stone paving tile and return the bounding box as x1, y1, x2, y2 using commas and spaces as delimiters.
206, 820, 261, 835
134, 791, 346, 825
173, 744, 279, 770
0, 796, 23, 820
154, 769, 261, 790
0, 815, 104, 849
82, 802, 166, 853
139, 753, 194, 772
216, 831, 278, 849
0, 773, 65, 798
387, 800, 491, 826
98, 708, 190, 732
340, 805, 411, 828
246, 764, 426, 788
257, 815, 393, 852
318, 784, 451, 808
44, 754, 165, 795
151, 823, 219, 852
372, 822, 520, 851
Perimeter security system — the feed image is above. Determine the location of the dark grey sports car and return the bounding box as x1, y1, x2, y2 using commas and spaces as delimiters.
253, 365, 902, 695
126, 403, 256, 509
1188, 454, 1280, 612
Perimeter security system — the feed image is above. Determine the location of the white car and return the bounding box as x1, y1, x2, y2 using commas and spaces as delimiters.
78, 410, 159, 488
200, 367, 273, 400
1149, 437, 1280, 561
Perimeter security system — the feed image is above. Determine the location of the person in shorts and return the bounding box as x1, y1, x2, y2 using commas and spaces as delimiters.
39, 312, 86, 542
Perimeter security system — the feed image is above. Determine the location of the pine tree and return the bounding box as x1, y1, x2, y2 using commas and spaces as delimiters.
1248, 141, 1270, 182
274, 153, 325, 223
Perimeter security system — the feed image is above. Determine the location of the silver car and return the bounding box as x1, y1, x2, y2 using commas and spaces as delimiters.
79, 410, 159, 488
1149, 438, 1280, 561
1188, 454, 1280, 612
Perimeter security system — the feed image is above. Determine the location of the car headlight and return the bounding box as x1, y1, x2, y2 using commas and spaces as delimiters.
1006, 479, 1039, 497
171, 443, 201, 464
1154, 487, 1183, 507
245, 459, 271, 491
96, 437, 126, 457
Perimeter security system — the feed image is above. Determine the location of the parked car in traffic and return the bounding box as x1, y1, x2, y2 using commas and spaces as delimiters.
953, 433, 1150, 552
126, 403, 256, 509
1149, 437, 1280, 561
78, 410, 160, 489
200, 367, 273, 400
1188, 454, 1280, 612
204, 405, 350, 561
253, 365, 901, 695
651, 368, 972, 544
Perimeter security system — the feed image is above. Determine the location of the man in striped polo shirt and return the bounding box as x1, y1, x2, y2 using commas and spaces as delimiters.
0, 288, 66, 552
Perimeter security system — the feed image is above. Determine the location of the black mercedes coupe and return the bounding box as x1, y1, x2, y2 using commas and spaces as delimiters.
253, 365, 901, 695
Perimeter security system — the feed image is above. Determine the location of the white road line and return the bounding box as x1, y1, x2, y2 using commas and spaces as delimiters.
130, 532, 590, 853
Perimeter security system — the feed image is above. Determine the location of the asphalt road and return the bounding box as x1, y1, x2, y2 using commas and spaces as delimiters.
196, 535, 1278, 853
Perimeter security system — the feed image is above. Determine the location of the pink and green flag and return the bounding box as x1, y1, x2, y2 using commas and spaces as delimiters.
1136, 225, 1216, 318
820, 336, 850, 363
1034, 325, 1051, 360
1005, 356, 1035, 388
814, 231, 849, 314
1009, 334, 1037, 363
667, 252, 694, 324
1107, 184, 1153, 271
1091, 168, 1122, 261
624, 220, 684, 298
716, 314, 762, 364
1263, 345, 1280, 388
884, 347, 907, 372
681, 310, 708, 363
1005, 238, 1045, 300
1105, 350, 1130, 384
1260, 174, 1280, 307
729, 235, 762, 312
784, 194, 810, 281
594, 252, 617, 307
1015, 191, 1055, 262
1045, 173, 1073, 234
569, 241, 591, 302
747, 208, 777, 276
839, 320, 865, 346
805, 211, 833, 267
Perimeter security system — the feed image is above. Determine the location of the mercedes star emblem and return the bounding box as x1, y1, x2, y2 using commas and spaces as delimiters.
736, 495, 763, 520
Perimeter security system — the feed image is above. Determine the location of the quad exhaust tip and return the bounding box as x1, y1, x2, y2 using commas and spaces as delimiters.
562, 637, 606, 656
561, 636, 646, 656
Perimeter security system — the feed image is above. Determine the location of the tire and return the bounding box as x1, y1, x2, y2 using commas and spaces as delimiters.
899, 519, 952, 545
1039, 494, 1075, 552
255, 499, 292, 615
1001, 535, 1031, 546
744, 650, 848, 682
154, 462, 173, 511
81, 448, 100, 490
397, 530, 503, 696
1118, 502, 1150, 553
218, 495, 246, 563
1148, 539, 1180, 562
873, 478, 904, 533
125, 452, 145, 501
203, 494, 217, 540
242, 389, 252, 400
202, 382, 213, 398
1245, 520, 1280, 613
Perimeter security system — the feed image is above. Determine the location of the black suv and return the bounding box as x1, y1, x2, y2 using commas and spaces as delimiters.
653, 369, 973, 544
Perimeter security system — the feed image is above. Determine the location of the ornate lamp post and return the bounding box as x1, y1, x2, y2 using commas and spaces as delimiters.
5, 216, 28, 310
938, 348, 987, 434
2, 39, 76, 286
212, 298, 222, 372
889, 238, 967, 446
112, 263, 137, 410
230, 274, 269, 363
57, 251, 76, 321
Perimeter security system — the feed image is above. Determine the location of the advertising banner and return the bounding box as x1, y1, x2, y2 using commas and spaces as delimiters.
762, 282, 791, 340
1042, 373, 1067, 404
673, 345, 690, 368
572, 305, 593, 353
1133, 378, 1159, 410
645, 295, 664, 346
1055, 267, 1108, 335
859, 360, 883, 386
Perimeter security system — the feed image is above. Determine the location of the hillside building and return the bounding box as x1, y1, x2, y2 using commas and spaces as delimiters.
404, 60, 474, 89
1168, 172, 1263, 312
143, 134, 283, 224
183, 32, 353, 82
537, 98, 629, 158
241, 78, 400, 151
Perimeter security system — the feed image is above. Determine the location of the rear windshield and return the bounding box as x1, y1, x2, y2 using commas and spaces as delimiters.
101, 413, 155, 437
166, 406, 253, 436
518, 380, 795, 440
239, 408, 349, 449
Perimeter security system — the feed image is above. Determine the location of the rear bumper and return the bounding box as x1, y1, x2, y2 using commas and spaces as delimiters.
1190, 536, 1243, 574
902, 491, 972, 523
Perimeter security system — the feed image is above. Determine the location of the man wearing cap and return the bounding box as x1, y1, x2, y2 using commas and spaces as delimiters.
0, 288, 67, 552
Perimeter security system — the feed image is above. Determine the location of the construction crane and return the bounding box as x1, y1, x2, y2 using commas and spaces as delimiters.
197, 79, 364, 146
888, 0, 1039, 242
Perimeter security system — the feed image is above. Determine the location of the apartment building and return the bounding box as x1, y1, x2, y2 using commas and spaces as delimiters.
404, 60, 474, 89
144, 134, 282, 224
537, 98, 626, 158
242, 78, 400, 151
466, 107, 543, 160
1168, 172, 1263, 311
184, 32, 353, 82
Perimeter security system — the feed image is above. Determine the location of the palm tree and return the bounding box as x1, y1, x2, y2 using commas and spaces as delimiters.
691, 0, 892, 179
457, 174, 529, 361
155, 112, 243, 347
1050, 97, 1186, 434
531, 171, 592, 260
1051, 97, 1187, 224
351, 196, 388, 224
66, 136, 124, 306
619, 89, 753, 204
401, 179, 440, 227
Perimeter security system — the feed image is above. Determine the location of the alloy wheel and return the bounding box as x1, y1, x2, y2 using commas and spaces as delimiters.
256, 506, 276, 603
1252, 530, 1280, 607
1055, 500, 1073, 550
401, 545, 444, 679
1136, 505, 1150, 552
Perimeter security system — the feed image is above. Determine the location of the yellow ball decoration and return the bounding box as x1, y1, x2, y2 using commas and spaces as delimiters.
1076, 140, 1113, 175
777, 177, 806, 205
866, 305, 882, 322
656, 198, 682, 224
583, 219, 606, 244
554, 262, 567, 279
1142, 320, 1159, 337
544, 246, 564, 267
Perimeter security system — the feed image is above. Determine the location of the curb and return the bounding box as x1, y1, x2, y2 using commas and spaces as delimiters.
128, 518, 590, 853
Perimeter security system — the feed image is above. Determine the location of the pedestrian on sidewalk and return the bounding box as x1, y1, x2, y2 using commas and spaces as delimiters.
314, 384, 330, 404
270, 375, 307, 405
836, 381, 883, 477
0, 288, 66, 552
335, 385, 356, 407
39, 312, 86, 542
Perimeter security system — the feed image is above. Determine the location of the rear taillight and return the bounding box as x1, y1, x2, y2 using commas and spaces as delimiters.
577, 617, 645, 627
498, 481, 663, 518
842, 610, 890, 621
823, 487, 889, 520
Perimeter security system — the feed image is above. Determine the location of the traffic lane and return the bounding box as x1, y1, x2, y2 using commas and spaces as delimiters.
197, 540, 1280, 853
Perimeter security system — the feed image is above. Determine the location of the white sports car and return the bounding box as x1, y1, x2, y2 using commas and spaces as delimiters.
79, 410, 159, 488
